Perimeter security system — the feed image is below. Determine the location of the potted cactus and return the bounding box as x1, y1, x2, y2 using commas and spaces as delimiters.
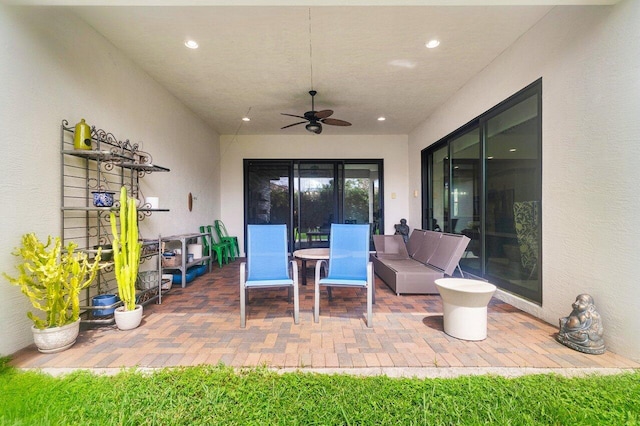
3, 234, 101, 353
110, 186, 143, 330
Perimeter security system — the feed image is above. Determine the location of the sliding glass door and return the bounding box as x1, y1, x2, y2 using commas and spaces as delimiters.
245, 161, 292, 228
295, 162, 336, 248
422, 80, 542, 303
451, 128, 482, 275
245, 160, 383, 252
343, 163, 381, 235
484, 91, 541, 301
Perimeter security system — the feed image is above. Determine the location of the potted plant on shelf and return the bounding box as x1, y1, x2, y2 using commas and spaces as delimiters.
110, 186, 143, 330
3, 234, 101, 353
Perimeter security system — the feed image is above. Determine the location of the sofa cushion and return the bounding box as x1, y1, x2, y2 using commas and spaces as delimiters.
427, 233, 470, 275
376, 258, 427, 271
406, 229, 426, 257
411, 230, 442, 264
372, 235, 409, 259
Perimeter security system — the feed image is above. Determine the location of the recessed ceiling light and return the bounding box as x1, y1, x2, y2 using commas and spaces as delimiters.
389, 59, 416, 69
487, 156, 494, 160
509, 148, 517, 152
184, 40, 199, 49
377, 117, 386, 121
242, 117, 251, 122
425, 39, 440, 49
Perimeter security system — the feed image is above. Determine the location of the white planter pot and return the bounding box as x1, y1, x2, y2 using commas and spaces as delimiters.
114, 305, 143, 330
31, 319, 81, 354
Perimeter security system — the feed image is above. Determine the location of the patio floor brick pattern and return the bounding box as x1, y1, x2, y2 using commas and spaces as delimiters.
9, 259, 640, 372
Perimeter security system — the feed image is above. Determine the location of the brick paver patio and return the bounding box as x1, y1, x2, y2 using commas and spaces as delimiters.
9, 259, 639, 374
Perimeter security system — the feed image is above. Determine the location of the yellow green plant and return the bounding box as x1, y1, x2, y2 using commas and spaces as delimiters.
110, 186, 142, 311
3, 234, 101, 329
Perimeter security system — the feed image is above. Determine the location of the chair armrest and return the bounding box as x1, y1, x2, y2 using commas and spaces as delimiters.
239, 261, 247, 288
314, 259, 327, 283
289, 260, 298, 285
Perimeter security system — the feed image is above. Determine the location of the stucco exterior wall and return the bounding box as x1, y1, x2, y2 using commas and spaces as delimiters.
408, 2, 640, 361
219, 134, 409, 255
0, 7, 220, 355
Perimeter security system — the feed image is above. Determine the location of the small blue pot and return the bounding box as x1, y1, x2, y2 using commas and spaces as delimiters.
92, 294, 119, 317
92, 191, 115, 207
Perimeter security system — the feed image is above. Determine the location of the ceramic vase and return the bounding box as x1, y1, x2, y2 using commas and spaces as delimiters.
73, 118, 92, 150
31, 319, 81, 353
114, 305, 143, 330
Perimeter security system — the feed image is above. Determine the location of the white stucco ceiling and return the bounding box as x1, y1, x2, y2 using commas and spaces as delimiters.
12, 1, 616, 135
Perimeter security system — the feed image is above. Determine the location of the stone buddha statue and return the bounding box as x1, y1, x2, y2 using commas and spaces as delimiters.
394, 218, 410, 243
557, 294, 605, 355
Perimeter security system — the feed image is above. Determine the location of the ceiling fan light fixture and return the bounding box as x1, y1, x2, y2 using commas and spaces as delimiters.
306, 122, 322, 134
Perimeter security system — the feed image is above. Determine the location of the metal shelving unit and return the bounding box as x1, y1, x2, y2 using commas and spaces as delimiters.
60, 119, 170, 324
161, 232, 212, 288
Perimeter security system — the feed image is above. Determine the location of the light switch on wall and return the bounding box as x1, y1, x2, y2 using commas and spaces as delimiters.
391, 192, 396, 199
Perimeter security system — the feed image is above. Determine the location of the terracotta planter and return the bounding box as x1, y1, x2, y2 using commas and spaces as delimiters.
114, 305, 143, 330
31, 319, 81, 354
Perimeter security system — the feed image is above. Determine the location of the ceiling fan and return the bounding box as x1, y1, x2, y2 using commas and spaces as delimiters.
281, 90, 352, 134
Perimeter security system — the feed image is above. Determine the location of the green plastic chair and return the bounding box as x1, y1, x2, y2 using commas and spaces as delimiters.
208, 225, 236, 263
208, 225, 236, 261
214, 220, 240, 258
200, 225, 230, 268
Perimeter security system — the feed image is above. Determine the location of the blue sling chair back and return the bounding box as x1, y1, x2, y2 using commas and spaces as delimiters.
314, 224, 373, 327
240, 224, 299, 328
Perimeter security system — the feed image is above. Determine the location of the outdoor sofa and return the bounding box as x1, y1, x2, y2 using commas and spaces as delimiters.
371, 229, 470, 295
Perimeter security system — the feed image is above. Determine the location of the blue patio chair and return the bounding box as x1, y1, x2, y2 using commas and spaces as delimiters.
240, 224, 299, 328
314, 224, 373, 327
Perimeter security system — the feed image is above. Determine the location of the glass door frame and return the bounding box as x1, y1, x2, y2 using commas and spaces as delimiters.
244, 159, 384, 253
421, 79, 542, 304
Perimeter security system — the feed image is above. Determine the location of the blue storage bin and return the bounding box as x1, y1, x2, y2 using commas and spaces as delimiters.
193, 264, 207, 276
172, 268, 197, 285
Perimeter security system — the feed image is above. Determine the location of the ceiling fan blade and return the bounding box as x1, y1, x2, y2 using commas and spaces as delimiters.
281, 113, 307, 120
281, 121, 307, 130
321, 118, 352, 126
315, 110, 334, 119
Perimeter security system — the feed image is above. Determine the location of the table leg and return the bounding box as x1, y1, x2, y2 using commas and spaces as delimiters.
301, 259, 308, 286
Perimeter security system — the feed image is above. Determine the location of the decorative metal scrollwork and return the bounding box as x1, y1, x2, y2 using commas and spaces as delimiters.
97, 235, 112, 246
93, 127, 120, 151
87, 177, 110, 192
87, 226, 99, 238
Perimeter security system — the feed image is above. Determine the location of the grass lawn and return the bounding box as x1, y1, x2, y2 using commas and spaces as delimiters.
1, 358, 638, 425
